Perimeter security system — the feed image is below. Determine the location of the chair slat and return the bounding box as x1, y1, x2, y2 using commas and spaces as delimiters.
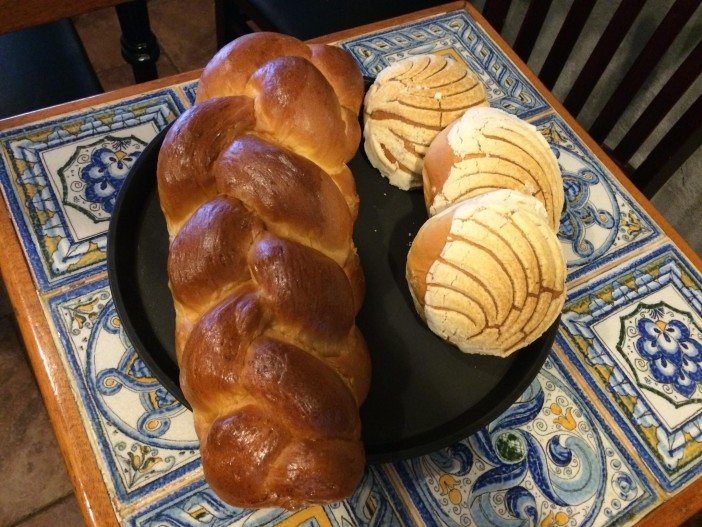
589, 0, 700, 142
633, 93, 702, 198
539, 0, 596, 89
482, 0, 512, 33
614, 39, 702, 162
513, 0, 553, 62
563, 0, 647, 117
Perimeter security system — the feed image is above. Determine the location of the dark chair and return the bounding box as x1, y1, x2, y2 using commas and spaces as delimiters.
218, 0, 700, 199
0, 0, 161, 119
482, 0, 701, 198
0, 20, 102, 119
214, 0, 448, 44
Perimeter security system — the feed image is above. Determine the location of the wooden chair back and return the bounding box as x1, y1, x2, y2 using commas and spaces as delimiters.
482, 0, 701, 197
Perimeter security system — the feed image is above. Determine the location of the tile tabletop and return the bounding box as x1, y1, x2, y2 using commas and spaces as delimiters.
0, 3, 700, 526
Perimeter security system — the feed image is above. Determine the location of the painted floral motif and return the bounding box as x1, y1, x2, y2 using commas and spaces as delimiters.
129, 470, 404, 527
60, 135, 145, 220
617, 301, 702, 405
90, 303, 191, 442
468, 380, 604, 526
635, 312, 702, 398
0, 91, 183, 289
51, 282, 200, 502
391, 358, 654, 526
535, 115, 658, 281
561, 246, 702, 490
79, 139, 140, 213
115, 442, 176, 488
557, 164, 617, 259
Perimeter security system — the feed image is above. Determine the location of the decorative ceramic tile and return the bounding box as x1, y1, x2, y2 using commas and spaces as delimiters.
339, 10, 550, 119
127, 469, 409, 527
0, 90, 186, 290
384, 356, 656, 526
46, 279, 200, 506
181, 81, 199, 107
558, 243, 702, 491
533, 114, 661, 282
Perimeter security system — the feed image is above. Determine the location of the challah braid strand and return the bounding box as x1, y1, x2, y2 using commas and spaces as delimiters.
157, 35, 369, 509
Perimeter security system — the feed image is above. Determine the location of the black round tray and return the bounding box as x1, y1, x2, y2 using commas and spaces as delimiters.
107, 124, 558, 464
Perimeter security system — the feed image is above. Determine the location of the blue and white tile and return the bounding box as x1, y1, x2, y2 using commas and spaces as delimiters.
126, 468, 409, 527
534, 113, 662, 282
46, 279, 200, 506
0, 89, 186, 290
558, 242, 702, 491
383, 356, 656, 526
180, 81, 199, 107
339, 10, 549, 119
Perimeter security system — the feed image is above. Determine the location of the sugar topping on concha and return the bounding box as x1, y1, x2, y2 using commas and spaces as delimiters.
406, 189, 566, 357
363, 54, 488, 190
423, 106, 564, 229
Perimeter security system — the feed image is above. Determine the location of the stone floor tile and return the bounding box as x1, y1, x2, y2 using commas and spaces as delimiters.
0, 318, 73, 525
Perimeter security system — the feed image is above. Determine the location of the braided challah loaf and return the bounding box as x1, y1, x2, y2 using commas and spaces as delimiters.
422, 107, 564, 228
157, 33, 370, 509
363, 54, 488, 190
407, 189, 566, 356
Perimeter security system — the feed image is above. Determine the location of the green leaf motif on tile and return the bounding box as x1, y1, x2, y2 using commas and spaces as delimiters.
495, 432, 526, 462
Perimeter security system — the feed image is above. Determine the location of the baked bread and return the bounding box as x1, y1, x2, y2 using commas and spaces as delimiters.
406, 189, 565, 356
157, 32, 370, 509
363, 54, 488, 190
423, 107, 564, 229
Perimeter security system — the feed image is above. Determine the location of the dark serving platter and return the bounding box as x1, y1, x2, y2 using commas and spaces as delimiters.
107, 123, 559, 464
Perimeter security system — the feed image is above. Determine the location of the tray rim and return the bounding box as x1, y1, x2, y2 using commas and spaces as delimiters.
107, 123, 557, 464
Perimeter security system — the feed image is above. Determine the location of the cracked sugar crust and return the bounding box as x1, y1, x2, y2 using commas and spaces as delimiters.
363, 54, 488, 190
408, 189, 566, 357
424, 106, 564, 230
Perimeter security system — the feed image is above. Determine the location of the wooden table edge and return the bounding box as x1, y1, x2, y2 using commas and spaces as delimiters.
0, 204, 118, 526
0, 1, 698, 525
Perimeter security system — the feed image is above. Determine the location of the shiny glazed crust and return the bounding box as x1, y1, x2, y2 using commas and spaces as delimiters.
156, 33, 369, 509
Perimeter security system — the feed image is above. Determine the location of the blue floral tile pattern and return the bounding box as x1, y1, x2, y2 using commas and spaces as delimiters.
338, 11, 550, 119
558, 243, 702, 491
126, 469, 408, 527
0, 89, 185, 290
383, 356, 655, 526
60, 135, 146, 217
534, 114, 661, 282
47, 279, 200, 506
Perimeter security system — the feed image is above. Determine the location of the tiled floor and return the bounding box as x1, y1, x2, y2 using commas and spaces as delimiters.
0, 299, 77, 526
0, 1, 699, 526
73, 0, 216, 92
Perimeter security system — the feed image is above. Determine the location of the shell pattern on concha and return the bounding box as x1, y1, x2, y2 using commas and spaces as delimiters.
410, 189, 565, 357
363, 54, 488, 190
423, 107, 564, 229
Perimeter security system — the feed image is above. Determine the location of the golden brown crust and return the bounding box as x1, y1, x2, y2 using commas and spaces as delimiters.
159, 33, 368, 509
406, 208, 454, 311
249, 234, 355, 344
157, 97, 255, 232
196, 32, 310, 102
168, 197, 263, 312
246, 56, 360, 171
214, 135, 353, 262
308, 44, 365, 114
